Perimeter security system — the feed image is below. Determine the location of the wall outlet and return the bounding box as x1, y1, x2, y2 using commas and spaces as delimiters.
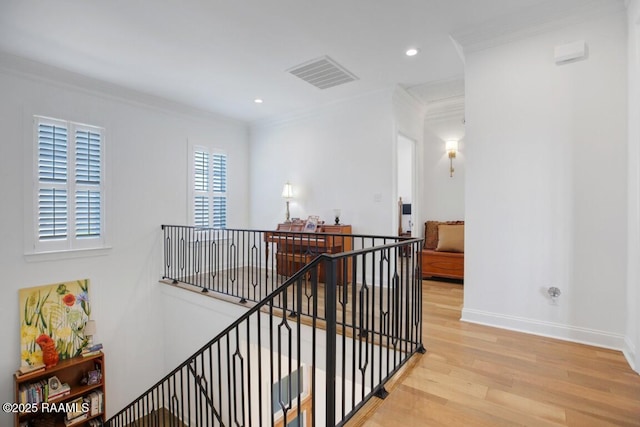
547, 286, 561, 305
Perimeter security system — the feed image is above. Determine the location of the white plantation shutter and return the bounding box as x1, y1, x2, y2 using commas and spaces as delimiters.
75, 129, 101, 184
194, 150, 209, 227
212, 196, 226, 229
194, 151, 208, 192
193, 148, 227, 228
34, 116, 105, 252
75, 190, 101, 237
37, 121, 69, 240
75, 128, 102, 238
38, 188, 68, 240
38, 122, 68, 182
212, 154, 226, 192
194, 195, 209, 227
212, 154, 227, 228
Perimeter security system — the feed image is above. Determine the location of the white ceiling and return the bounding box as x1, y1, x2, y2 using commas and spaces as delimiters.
0, 0, 620, 123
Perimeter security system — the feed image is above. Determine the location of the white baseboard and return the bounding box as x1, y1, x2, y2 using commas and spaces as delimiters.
461, 308, 626, 351
623, 336, 639, 374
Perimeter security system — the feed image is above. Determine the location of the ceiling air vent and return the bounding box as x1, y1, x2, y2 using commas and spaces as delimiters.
287, 56, 358, 90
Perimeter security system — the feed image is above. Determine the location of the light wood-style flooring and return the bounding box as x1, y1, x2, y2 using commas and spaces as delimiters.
350, 280, 640, 427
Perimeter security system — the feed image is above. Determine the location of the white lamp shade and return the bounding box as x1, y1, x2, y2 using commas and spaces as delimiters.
445, 140, 458, 153
281, 182, 293, 198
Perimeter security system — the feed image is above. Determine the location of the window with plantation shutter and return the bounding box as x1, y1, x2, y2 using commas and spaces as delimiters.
33, 116, 105, 252
192, 147, 227, 228
37, 122, 68, 240
75, 128, 102, 238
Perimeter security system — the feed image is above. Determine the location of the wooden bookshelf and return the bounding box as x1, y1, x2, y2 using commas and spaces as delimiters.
14, 353, 105, 427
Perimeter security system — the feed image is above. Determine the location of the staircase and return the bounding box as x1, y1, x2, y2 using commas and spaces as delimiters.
106, 226, 424, 427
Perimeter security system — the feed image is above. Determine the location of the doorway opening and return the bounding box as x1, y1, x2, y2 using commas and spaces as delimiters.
397, 134, 415, 238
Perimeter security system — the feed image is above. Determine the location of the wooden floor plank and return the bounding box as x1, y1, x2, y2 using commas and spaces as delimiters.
350, 280, 640, 427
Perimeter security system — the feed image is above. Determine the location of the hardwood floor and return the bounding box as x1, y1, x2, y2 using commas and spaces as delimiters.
351, 280, 640, 427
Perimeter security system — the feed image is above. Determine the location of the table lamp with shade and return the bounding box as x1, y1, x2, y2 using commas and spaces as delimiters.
84, 320, 96, 347
282, 182, 293, 222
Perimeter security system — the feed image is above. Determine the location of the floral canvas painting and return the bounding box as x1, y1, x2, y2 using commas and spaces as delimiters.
19, 279, 91, 367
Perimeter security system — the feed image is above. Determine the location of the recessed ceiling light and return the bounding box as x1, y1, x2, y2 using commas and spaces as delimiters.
405, 48, 419, 57
254, 98, 263, 104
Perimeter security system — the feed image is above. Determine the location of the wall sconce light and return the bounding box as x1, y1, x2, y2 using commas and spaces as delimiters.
446, 140, 458, 177
281, 182, 293, 222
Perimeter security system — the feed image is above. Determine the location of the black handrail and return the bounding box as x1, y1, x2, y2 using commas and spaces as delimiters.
107, 226, 424, 427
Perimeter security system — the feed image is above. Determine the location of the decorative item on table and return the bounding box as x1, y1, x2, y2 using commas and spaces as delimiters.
36, 334, 59, 368
82, 367, 102, 385
304, 215, 319, 232
47, 376, 71, 401
333, 209, 341, 225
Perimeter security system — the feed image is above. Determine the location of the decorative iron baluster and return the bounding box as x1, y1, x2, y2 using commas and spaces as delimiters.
186, 359, 224, 425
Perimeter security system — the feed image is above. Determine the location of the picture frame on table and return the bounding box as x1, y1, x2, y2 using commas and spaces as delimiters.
87, 369, 101, 385
304, 216, 319, 232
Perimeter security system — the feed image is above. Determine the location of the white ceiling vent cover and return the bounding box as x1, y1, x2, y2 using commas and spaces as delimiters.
287, 56, 358, 90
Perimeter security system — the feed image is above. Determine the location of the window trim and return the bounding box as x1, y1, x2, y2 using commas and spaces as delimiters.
31, 115, 106, 254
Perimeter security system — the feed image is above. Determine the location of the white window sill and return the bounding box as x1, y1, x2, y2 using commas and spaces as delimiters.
24, 246, 113, 263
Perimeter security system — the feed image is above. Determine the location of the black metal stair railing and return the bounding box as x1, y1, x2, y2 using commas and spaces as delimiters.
107, 226, 424, 427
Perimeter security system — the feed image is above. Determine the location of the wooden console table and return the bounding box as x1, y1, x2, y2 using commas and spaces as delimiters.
265, 223, 352, 284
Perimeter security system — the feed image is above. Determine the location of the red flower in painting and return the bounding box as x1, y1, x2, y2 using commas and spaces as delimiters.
62, 293, 76, 306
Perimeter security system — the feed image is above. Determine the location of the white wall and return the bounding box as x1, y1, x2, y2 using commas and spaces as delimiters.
462, 10, 628, 349
249, 89, 396, 235
396, 136, 413, 205
422, 113, 466, 223
626, 0, 640, 374
160, 285, 250, 369
0, 54, 249, 423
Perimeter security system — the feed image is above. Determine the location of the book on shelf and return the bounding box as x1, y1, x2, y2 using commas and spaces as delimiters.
66, 397, 85, 421
18, 379, 50, 404
86, 390, 105, 416
83, 343, 103, 353
87, 391, 100, 416
82, 349, 103, 358
17, 363, 46, 376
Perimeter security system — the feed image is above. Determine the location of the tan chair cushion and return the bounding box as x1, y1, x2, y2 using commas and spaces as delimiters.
436, 224, 464, 252
424, 220, 464, 249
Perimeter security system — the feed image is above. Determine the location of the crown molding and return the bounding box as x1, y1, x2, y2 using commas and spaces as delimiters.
0, 50, 244, 126
424, 95, 465, 122
392, 85, 426, 116
451, 0, 627, 54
